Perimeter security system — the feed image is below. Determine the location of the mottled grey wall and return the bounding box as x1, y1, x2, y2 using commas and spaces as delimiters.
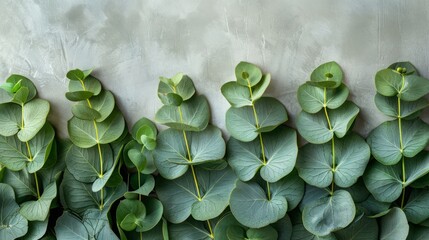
1, 0, 429, 138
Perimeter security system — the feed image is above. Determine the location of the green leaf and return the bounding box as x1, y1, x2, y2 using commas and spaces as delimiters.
309, 61, 343, 88
20, 182, 57, 221
270, 169, 305, 211
169, 219, 212, 240
0, 183, 28, 239
71, 104, 101, 120
246, 226, 278, 240
158, 75, 195, 104
400, 74, 429, 101
66, 144, 113, 183
227, 126, 297, 182
272, 215, 293, 240
65, 91, 94, 101
375, 69, 403, 97
3, 168, 36, 200
154, 125, 225, 179
297, 101, 359, 144
0, 103, 21, 136
68, 109, 125, 148
363, 152, 429, 202
82, 209, 119, 240
131, 117, 157, 143
403, 188, 429, 224
117, 198, 163, 233
298, 83, 349, 113
302, 190, 355, 236
156, 167, 236, 223
66, 69, 85, 81
388, 62, 418, 75
334, 214, 378, 240
89, 90, 116, 122
54, 212, 88, 240
125, 174, 155, 197
68, 75, 102, 95
19, 99, 50, 142
367, 119, 429, 165
21, 219, 48, 240
380, 208, 409, 240
26, 123, 55, 173
235, 61, 263, 87
226, 97, 288, 142
6, 75, 37, 103
252, 74, 271, 101
0, 82, 14, 92
0, 135, 27, 171
155, 95, 209, 131
92, 145, 121, 192
230, 181, 287, 228
214, 212, 245, 240
374, 94, 428, 119
407, 225, 429, 240
297, 133, 370, 188
291, 224, 337, 240
221, 81, 252, 107
119, 200, 146, 231
128, 149, 147, 172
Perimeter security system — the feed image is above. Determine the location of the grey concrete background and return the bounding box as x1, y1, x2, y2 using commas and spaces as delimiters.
1, 0, 429, 138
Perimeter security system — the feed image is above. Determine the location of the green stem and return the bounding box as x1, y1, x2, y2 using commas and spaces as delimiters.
247, 80, 271, 200
323, 88, 335, 195
80, 79, 104, 209
399, 75, 406, 208
34, 172, 41, 199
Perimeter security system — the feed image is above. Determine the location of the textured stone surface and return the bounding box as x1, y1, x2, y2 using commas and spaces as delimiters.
1, 0, 429, 138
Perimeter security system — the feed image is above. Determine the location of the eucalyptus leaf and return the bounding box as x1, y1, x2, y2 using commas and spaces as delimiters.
214, 212, 245, 240
89, 90, 116, 122
334, 213, 378, 240
12, 87, 29, 105
302, 190, 355, 236
68, 75, 102, 96
66, 69, 85, 81
20, 219, 48, 240
6, 75, 37, 103
169, 219, 212, 240
0, 103, 21, 136
156, 167, 236, 223
158, 74, 195, 104
379, 208, 409, 240
291, 224, 337, 240
403, 188, 429, 224
68, 109, 125, 148
82, 209, 119, 240
0, 183, 28, 240
406, 225, 429, 240
309, 61, 343, 88
19, 99, 50, 142
54, 212, 89, 240
226, 97, 288, 142
297, 101, 359, 144
221, 81, 252, 107
66, 144, 113, 183
235, 61, 263, 87
367, 119, 429, 165
270, 169, 305, 211
19, 182, 57, 221
124, 174, 155, 197
92, 145, 121, 192
154, 125, 225, 179
71, 104, 101, 120
298, 83, 349, 113
3, 168, 36, 200
363, 152, 429, 202
388, 62, 418, 75
374, 94, 428, 119
227, 126, 297, 182
230, 181, 287, 228
375, 69, 403, 97
131, 117, 157, 144
400, 74, 429, 101
155, 95, 209, 131
297, 133, 370, 188
65, 91, 94, 101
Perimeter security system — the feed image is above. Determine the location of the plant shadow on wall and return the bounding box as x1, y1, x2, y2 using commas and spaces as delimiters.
1, 61, 429, 240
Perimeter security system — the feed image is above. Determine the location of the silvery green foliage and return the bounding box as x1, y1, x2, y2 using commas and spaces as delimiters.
364, 62, 429, 239
295, 62, 372, 237
0, 75, 60, 240
153, 73, 237, 239
221, 61, 303, 238
58, 69, 127, 240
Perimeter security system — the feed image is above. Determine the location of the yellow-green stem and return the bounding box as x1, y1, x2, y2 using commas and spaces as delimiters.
399, 74, 406, 208
247, 80, 271, 200
176, 102, 214, 237
323, 88, 335, 195
80, 79, 104, 209
34, 172, 41, 199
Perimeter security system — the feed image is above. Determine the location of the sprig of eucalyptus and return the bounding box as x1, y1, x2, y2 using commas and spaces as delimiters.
0, 75, 60, 239
220, 61, 303, 237
295, 61, 371, 237
57, 69, 127, 239
153, 73, 237, 239
116, 117, 166, 240
363, 62, 429, 238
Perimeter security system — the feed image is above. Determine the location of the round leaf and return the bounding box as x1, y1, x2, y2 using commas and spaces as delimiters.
374, 93, 428, 119
0, 183, 28, 240
309, 61, 343, 88
230, 181, 287, 228
155, 95, 209, 131
297, 101, 359, 144
158, 74, 195, 103
334, 214, 378, 240
66, 69, 85, 81
68, 75, 102, 96
297, 133, 370, 188
367, 119, 429, 165
0, 103, 21, 137
375, 69, 403, 97
6, 75, 37, 103
71, 104, 101, 120
298, 83, 349, 113
380, 208, 409, 240
302, 190, 355, 236
403, 188, 429, 224
20, 182, 57, 221
235, 61, 262, 87
226, 97, 288, 142
65, 91, 94, 102
89, 90, 116, 122
19, 99, 50, 142
221, 81, 252, 108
